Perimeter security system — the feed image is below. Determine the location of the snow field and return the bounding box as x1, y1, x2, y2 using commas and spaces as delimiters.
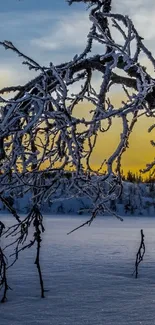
1, 216, 155, 325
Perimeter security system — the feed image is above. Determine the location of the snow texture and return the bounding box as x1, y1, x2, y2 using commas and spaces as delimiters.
1, 216, 155, 325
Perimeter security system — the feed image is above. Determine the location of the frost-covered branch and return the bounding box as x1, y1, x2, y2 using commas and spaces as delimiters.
0, 0, 155, 300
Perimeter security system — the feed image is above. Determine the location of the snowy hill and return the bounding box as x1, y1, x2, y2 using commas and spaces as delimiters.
0, 180, 155, 216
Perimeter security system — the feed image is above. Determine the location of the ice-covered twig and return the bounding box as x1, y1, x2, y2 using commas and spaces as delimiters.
132, 229, 145, 278
0, 0, 155, 300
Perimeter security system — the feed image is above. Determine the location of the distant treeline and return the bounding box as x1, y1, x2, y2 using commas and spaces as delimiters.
122, 170, 155, 184
42, 169, 155, 184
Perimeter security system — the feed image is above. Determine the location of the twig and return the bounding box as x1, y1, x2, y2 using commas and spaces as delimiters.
33, 209, 45, 298
132, 229, 145, 278
0, 248, 11, 303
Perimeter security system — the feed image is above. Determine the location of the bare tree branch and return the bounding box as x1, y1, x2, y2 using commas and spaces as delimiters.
0, 0, 155, 300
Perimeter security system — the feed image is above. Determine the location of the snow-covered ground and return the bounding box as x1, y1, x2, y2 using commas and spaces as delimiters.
1, 216, 155, 325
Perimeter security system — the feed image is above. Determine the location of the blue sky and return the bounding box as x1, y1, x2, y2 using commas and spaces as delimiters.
0, 0, 90, 87
0, 0, 155, 88
0, 0, 84, 12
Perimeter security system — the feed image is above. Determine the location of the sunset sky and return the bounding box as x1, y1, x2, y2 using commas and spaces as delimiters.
0, 0, 155, 175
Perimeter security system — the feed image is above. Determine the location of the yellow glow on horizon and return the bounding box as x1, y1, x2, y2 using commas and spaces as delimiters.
1, 66, 155, 177
40, 98, 155, 176
70, 94, 155, 175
